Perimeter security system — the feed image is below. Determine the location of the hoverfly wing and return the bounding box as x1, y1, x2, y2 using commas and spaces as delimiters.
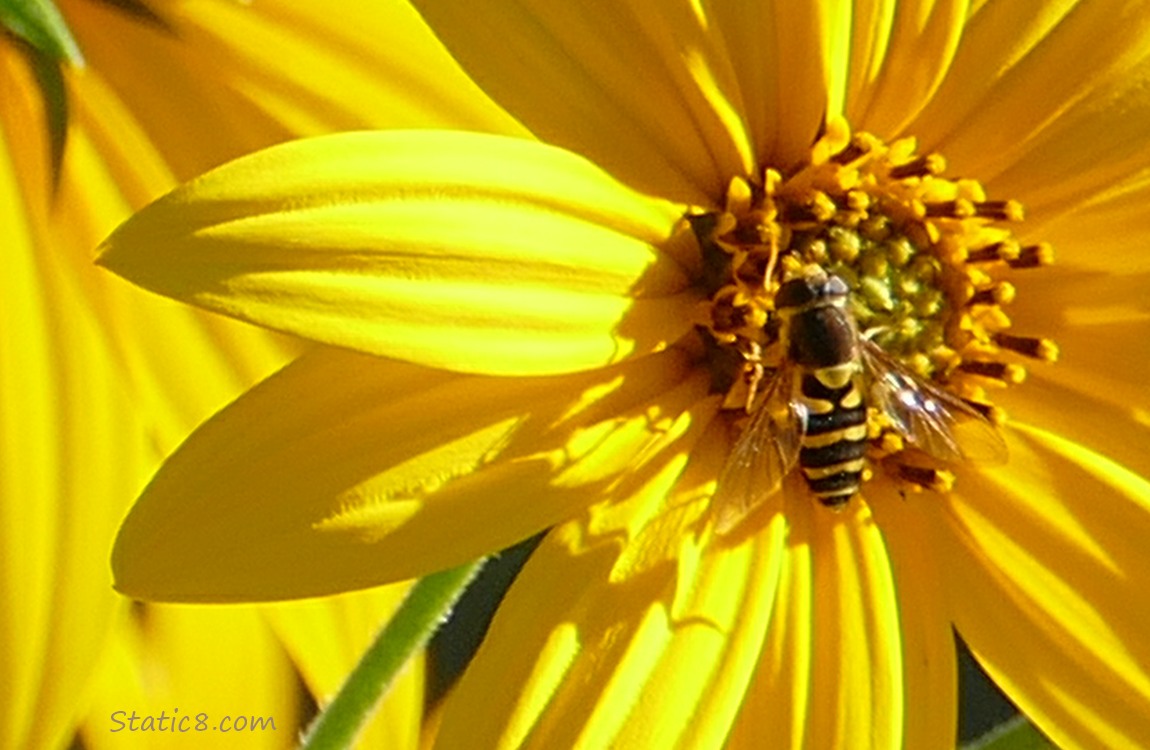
712, 366, 806, 535
861, 340, 1007, 465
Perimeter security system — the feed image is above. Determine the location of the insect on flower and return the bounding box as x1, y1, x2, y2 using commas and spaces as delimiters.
713, 266, 1008, 534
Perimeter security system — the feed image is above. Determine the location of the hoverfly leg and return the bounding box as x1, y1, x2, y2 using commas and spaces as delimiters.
741, 340, 765, 414
744, 360, 765, 413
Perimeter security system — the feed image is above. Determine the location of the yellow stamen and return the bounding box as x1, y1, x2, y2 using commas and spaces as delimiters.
958, 360, 1028, 384
691, 120, 1055, 502
993, 333, 1060, 362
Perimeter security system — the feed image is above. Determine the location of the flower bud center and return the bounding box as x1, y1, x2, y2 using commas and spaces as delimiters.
693, 120, 1057, 493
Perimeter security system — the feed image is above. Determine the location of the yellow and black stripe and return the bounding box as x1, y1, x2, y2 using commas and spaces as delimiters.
774, 270, 870, 507
796, 368, 869, 506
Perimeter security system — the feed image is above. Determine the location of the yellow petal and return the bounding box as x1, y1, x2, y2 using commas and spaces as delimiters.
937, 423, 1150, 749
999, 267, 1150, 478
159, 0, 523, 138
0, 73, 151, 749
728, 492, 904, 750
975, 28, 1150, 222
1031, 181, 1150, 273
803, 497, 904, 748
709, 0, 840, 169
99, 131, 695, 377
913, 0, 1150, 193
80, 606, 298, 750
434, 448, 786, 749
411, 0, 756, 204
114, 346, 706, 601
264, 585, 423, 750
868, 480, 959, 750
845, 0, 968, 138
998, 377, 1150, 488
724, 493, 812, 750
62, 0, 522, 181
834, 0, 898, 126
46, 64, 303, 454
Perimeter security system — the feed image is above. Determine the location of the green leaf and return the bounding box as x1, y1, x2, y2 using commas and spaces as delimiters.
0, 0, 83, 64
962, 716, 1056, 750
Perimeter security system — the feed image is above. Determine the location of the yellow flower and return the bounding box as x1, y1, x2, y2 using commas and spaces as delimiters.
101, 2, 1150, 748
1, 0, 507, 746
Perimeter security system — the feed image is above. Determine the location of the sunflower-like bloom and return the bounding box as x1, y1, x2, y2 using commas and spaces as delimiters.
0, 0, 514, 746
101, 2, 1150, 748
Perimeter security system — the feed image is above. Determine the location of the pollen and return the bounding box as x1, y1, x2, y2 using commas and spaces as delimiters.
693, 118, 1056, 498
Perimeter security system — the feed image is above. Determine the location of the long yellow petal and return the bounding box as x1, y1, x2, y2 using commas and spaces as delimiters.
61, 0, 522, 181
998, 267, 1150, 478
805, 497, 904, 749
938, 424, 1150, 749
727, 488, 907, 750
99, 131, 695, 377
1031, 181, 1150, 273
113, 346, 706, 601
708, 0, 839, 170
725, 494, 812, 750
0, 57, 151, 749
45, 65, 302, 455
847, 0, 969, 138
434, 411, 785, 749
986, 47, 1150, 225
913, 0, 1150, 196
1000, 377, 1150, 491
868, 480, 959, 750
411, 0, 758, 204
836, 0, 898, 128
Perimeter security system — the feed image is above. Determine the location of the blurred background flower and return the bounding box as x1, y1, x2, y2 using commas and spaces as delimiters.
0, 0, 516, 746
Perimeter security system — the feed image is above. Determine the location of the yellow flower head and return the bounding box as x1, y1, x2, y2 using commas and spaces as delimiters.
100, 2, 1150, 748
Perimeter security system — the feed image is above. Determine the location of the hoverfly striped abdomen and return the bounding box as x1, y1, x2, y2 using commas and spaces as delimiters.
796, 372, 869, 507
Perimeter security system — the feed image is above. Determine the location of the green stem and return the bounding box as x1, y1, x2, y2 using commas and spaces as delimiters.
0, 0, 84, 63
300, 559, 487, 750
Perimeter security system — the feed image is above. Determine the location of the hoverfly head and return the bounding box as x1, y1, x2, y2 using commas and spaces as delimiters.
775, 267, 851, 314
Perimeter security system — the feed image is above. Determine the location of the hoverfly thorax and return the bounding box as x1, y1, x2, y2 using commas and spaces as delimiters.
775, 271, 858, 372
769, 269, 871, 510
696, 121, 1056, 534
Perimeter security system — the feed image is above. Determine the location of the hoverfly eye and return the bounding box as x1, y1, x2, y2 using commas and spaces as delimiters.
774, 278, 818, 310
824, 274, 851, 298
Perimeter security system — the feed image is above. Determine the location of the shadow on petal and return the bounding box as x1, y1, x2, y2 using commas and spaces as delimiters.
936, 423, 1150, 748
113, 345, 714, 601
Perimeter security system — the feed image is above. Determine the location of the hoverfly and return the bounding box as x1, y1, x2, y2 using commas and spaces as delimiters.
712, 267, 1007, 534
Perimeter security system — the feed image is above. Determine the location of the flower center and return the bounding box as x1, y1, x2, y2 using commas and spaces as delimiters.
693, 119, 1058, 496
